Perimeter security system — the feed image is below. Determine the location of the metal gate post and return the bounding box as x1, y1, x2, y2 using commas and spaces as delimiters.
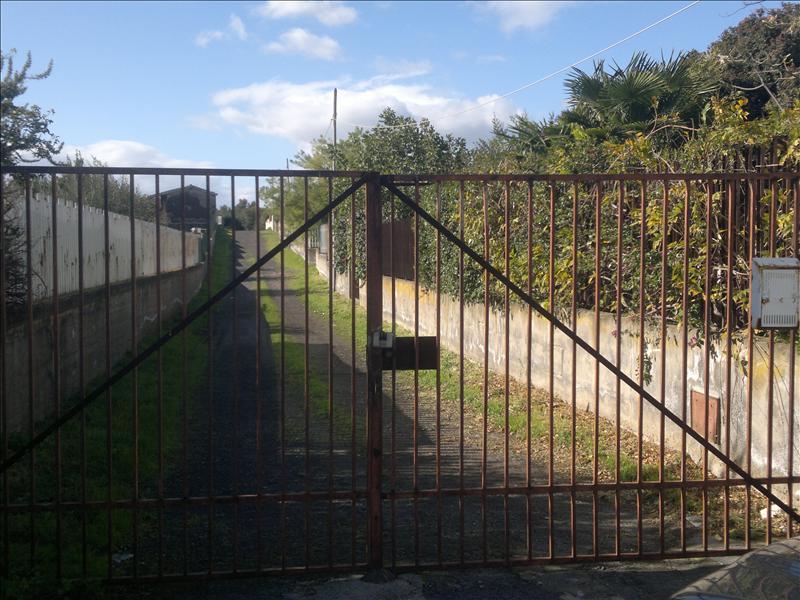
365, 172, 384, 570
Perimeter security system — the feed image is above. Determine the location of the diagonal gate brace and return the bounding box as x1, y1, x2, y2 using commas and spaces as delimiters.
382, 176, 800, 526
0, 176, 369, 474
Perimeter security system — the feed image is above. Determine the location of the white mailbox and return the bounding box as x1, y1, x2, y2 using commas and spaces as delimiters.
751, 257, 800, 329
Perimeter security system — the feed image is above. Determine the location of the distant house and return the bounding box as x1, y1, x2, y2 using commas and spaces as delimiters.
155, 185, 217, 230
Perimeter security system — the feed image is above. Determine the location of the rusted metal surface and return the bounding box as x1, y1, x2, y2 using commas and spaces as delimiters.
365, 173, 383, 570
1, 166, 799, 583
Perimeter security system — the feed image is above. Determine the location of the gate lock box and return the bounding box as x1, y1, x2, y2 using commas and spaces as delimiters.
751, 257, 800, 329
370, 330, 438, 371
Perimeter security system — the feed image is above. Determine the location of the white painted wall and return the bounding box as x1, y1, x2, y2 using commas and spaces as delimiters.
11, 194, 202, 300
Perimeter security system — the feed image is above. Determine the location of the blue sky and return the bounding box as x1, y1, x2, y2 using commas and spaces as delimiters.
1, 0, 782, 179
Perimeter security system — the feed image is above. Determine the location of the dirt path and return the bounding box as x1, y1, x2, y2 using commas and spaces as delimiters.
135, 230, 697, 577
236, 233, 667, 564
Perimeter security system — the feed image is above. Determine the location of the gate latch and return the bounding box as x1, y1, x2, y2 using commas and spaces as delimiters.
371, 330, 395, 351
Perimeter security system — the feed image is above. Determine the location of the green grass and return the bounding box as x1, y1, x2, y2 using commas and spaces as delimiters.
2, 228, 231, 597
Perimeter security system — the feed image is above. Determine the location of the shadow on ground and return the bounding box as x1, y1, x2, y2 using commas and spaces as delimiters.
109, 558, 733, 600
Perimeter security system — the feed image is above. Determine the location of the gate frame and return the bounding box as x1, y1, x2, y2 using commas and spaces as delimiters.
2, 165, 800, 580
364, 174, 800, 570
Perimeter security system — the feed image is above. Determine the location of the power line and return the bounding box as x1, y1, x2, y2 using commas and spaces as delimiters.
340, 0, 702, 131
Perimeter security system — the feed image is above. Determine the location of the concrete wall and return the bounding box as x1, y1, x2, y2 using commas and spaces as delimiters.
12, 193, 202, 301
383, 278, 799, 480
4, 264, 206, 433
296, 242, 799, 481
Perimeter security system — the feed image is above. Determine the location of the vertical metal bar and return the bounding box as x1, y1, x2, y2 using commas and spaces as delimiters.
593, 181, 601, 558
572, 182, 579, 559
789, 177, 798, 539
51, 174, 62, 579
548, 181, 555, 559
155, 174, 163, 578
413, 181, 420, 567
615, 181, 623, 556
130, 174, 139, 581
458, 181, 466, 566
390, 187, 397, 570
702, 180, 711, 553
745, 179, 756, 550
365, 173, 383, 571
327, 177, 334, 569
0, 173, 7, 580
180, 176, 188, 576
658, 180, 668, 555
724, 179, 734, 551
687, 180, 698, 555
435, 181, 443, 566
205, 175, 214, 576
231, 176, 239, 572
637, 179, 646, 556
103, 174, 112, 579
0, 170, 8, 556
255, 175, 263, 573
481, 181, 489, 564
280, 176, 287, 571
304, 177, 310, 570
526, 180, 533, 562
503, 180, 511, 564
349, 177, 356, 567
24, 177, 35, 567
78, 173, 87, 577
766, 178, 777, 545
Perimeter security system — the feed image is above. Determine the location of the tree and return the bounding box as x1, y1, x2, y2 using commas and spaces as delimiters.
1, 49, 63, 166
2, 49, 62, 310
706, 2, 800, 117
51, 152, 160, 221
288, 108, 470, 281
216, 200, 259, 230
234, 198, 257, 230
563, 51, 714, 143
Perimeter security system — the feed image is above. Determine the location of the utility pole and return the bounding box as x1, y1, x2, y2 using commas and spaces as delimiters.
333, 87, 338, 171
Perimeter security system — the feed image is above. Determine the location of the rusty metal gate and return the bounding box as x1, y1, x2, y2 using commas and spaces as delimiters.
1, 166, 798, 584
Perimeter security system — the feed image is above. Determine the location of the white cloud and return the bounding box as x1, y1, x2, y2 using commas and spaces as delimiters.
477, 1, 571, 33
195, 30, 224, 47
229, 14, 248, 40
205, 76, 520, 146
61, 140, 213, 169
265, 28, 342, 61
256, 1, 357, 26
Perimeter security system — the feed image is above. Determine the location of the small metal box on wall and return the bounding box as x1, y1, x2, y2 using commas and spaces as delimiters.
751, 257, 800, 329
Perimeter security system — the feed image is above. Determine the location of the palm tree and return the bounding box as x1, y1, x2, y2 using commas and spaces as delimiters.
563, 51, 716, 141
